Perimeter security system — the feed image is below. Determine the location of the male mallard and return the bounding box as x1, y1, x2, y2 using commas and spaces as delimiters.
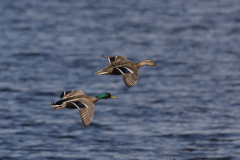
50, 90, 117, 127
95, 55, 158, 88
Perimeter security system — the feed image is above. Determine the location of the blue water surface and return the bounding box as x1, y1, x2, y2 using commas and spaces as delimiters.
1, 0, 240, 160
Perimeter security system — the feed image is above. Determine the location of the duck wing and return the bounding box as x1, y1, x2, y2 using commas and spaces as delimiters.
60, 90, 85, 99
115, 65, 139, 87
70, 99, 95, 128
100, 54, 128, 64
51, 94, 88, 107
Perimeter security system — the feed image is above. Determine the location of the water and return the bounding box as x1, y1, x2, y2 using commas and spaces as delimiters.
1, 0, 240, 159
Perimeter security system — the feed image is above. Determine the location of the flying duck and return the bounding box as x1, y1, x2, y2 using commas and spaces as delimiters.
95, 55, 158, 87
50, 90, 117, 127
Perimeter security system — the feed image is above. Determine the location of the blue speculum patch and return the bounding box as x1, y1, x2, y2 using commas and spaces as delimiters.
117, 67, 130, 73
73, 102, 83, 106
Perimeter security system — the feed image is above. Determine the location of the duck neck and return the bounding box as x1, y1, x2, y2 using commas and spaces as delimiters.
90, 97, 99, 103
135, 61, 146, 69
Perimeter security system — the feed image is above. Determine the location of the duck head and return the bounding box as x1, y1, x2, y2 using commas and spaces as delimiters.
96, 93, 117, 99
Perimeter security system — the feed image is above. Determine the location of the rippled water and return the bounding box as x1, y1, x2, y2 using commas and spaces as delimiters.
1, 0, 240, 159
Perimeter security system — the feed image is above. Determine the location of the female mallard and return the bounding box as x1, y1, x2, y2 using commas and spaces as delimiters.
50, 90, 117, 127
95, 55, 158, 88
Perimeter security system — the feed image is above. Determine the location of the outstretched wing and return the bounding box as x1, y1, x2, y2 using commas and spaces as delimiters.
122, 73, 138, 88
70, 98, 95, 128
115, 66, 139, 88
100, 54, 128, 64
60, 90, 85, 99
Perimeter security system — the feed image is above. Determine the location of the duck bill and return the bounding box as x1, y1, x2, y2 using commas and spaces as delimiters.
152, 63, 158, 66
111, 95, 117, 98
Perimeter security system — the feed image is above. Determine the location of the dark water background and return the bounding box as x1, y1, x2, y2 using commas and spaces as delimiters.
1, 0, 240, 159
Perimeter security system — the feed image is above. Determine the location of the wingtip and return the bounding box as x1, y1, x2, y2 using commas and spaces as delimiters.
60, 92, 64, 98
125, 83, 135, 88
100, 54, 105, 58
81, 121, 89, 128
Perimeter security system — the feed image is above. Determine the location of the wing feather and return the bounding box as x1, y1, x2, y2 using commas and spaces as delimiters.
115, 65, 138, 87
76, 99, 95, 128
122, 73, 138, 88
101, 55, 128, 64
61, 90, 85, 99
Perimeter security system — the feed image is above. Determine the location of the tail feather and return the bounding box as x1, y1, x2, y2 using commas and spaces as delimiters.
95, 70, 109, 75
50, 102, 61, 108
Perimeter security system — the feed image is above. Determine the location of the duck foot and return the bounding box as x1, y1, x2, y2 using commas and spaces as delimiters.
55, 107, 64, 110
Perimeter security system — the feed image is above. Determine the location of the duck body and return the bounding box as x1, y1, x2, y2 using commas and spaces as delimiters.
102, 59, 136, 75
95, 55, 158, 87
52, 94, 98, 109
50, 90, 116, 127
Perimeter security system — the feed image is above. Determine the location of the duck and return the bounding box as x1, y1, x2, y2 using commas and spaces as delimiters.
50, 90, 117, 128
95, 55, 158, 88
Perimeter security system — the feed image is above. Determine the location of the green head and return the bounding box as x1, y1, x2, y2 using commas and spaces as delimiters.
96, 93, 117, 99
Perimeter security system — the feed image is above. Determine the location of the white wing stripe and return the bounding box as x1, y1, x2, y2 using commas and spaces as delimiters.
124, 67, 133, 73
70, 102, 80, 109
81, 102, 88, 108
108, 56, 117, 64
70, 101, 89, 109
116, 67, 133, 75
116, 68, 124, 74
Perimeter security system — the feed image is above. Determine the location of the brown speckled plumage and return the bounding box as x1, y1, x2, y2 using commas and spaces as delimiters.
96, 55, 158, 88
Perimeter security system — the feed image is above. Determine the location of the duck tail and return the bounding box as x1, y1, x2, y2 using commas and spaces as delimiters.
50, 102, 60, 107
95, 69, 109, 75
